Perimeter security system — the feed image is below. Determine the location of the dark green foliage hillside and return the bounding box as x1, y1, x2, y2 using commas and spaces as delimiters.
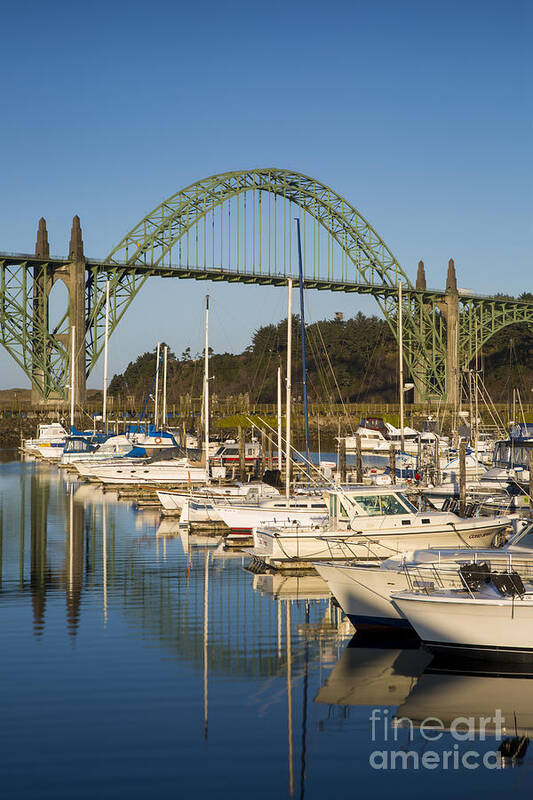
108, 313, 398, 404
108, 311, 533, 404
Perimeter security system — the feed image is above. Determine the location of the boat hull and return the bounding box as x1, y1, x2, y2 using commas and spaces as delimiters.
393, 591, 533, 661
214, 505, 328, 533
316, 563, 423, 628
253, 521, 504, 564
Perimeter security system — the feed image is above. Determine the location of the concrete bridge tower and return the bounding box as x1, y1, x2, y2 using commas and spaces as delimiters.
30, 217, 86, 405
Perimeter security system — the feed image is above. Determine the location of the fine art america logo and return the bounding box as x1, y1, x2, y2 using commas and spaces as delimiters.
368, 708, 516, 770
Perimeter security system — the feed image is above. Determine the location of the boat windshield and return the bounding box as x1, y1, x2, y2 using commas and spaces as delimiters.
354, 493, 415, 516
493, 441, 533, 469
64, 438, 93, 454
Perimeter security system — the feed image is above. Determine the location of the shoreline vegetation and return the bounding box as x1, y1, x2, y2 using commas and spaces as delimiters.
2, 310, 533, 447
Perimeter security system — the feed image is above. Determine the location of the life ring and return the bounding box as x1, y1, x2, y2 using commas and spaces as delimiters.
155, 437, 162, 444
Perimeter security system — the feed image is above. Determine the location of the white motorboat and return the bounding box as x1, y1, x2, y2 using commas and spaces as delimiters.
67, 427, 180, 470
392, 569, 533, 661
23, 422, 68, 459
210, 493, 329, 534
342, 426, 390, 453
211, 440, 262, 468
342, 421, 449, 457
375, 424, 449, 457
315, 520, 533, 631
474, 436, 533, 491
60, 433, 138, 466
157, 482, 279, 515
83, 458, 207, 485
251, 486, 512, 567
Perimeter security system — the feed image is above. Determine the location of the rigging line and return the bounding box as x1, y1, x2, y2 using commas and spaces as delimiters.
516, 387, 528, 432
305, 325, 339, 409
250, 341, 276, 406
476, 374, 506, 435
351, 320, 389, 406
312, 319, 353, 429
247, 320, 280, 406
302, 319, 339, 406
245, 415, 331, 486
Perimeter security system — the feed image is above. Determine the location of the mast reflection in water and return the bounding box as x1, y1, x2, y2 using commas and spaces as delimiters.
0, 456, 529, 799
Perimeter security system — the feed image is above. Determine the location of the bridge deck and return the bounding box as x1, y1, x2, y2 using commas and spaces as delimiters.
1, 251, 516, 305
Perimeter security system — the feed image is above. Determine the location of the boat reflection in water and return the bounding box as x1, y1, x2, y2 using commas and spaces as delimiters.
395, 658, 533, 766
315, 635, 431, 709
4, 455, 531, 796
316, 631, 532, 768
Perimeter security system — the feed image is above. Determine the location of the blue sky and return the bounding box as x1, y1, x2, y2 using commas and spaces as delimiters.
1, 0, 531, 389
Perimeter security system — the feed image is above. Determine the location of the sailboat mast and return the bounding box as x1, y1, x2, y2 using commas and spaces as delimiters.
70, 325, 76, 431
154, 341, 161, 429
286, 279, 293, 500
277, 365, 282, 473
162, 345, 168, 430
398, 281, 405, 452
295, 218, 310, 477
204, 296, 210, 480
102, 280, 110, 429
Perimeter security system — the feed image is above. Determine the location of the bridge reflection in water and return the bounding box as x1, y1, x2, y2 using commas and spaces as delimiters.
0, 456, 530, 794
0, 456, 355, 798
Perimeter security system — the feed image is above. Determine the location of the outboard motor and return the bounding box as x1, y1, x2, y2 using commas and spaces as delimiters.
459, 562, 491, 592
491, 571, 525, 598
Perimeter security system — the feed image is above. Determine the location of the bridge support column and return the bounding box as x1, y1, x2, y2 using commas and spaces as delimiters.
66, 216, 87, 407
443, 259, 459, 408
31, 219, 50, 405
413, 260, 427, 404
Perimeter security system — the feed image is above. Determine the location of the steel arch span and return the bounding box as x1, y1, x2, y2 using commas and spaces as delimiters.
105, 168, 411, 285
3, 167, 533, 402
85, 167, 415, 378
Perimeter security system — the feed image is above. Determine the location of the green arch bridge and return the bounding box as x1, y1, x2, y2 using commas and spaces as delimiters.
0, 167, 530, 404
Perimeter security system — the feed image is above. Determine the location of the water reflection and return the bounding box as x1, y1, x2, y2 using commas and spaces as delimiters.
315, 631, 533, 771
1, 457, 527, 797
315, 636, 431, 708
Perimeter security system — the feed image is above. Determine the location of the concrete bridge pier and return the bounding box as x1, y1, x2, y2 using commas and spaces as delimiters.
65, 216, 87, 408
440, 259, 459, 408
30, 216, 86, 406
31, 218, 50, 404
413, 260, 428, 404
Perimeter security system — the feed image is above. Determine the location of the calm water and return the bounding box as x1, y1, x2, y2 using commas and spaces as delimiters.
0, 455, 531, 799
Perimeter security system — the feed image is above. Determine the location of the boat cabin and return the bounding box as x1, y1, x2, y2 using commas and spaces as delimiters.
63, 436, 97, 455
492, 438, 533, 471
360, 417, 388, 436
327, 487, 419, 525
212, 442, 261, 465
